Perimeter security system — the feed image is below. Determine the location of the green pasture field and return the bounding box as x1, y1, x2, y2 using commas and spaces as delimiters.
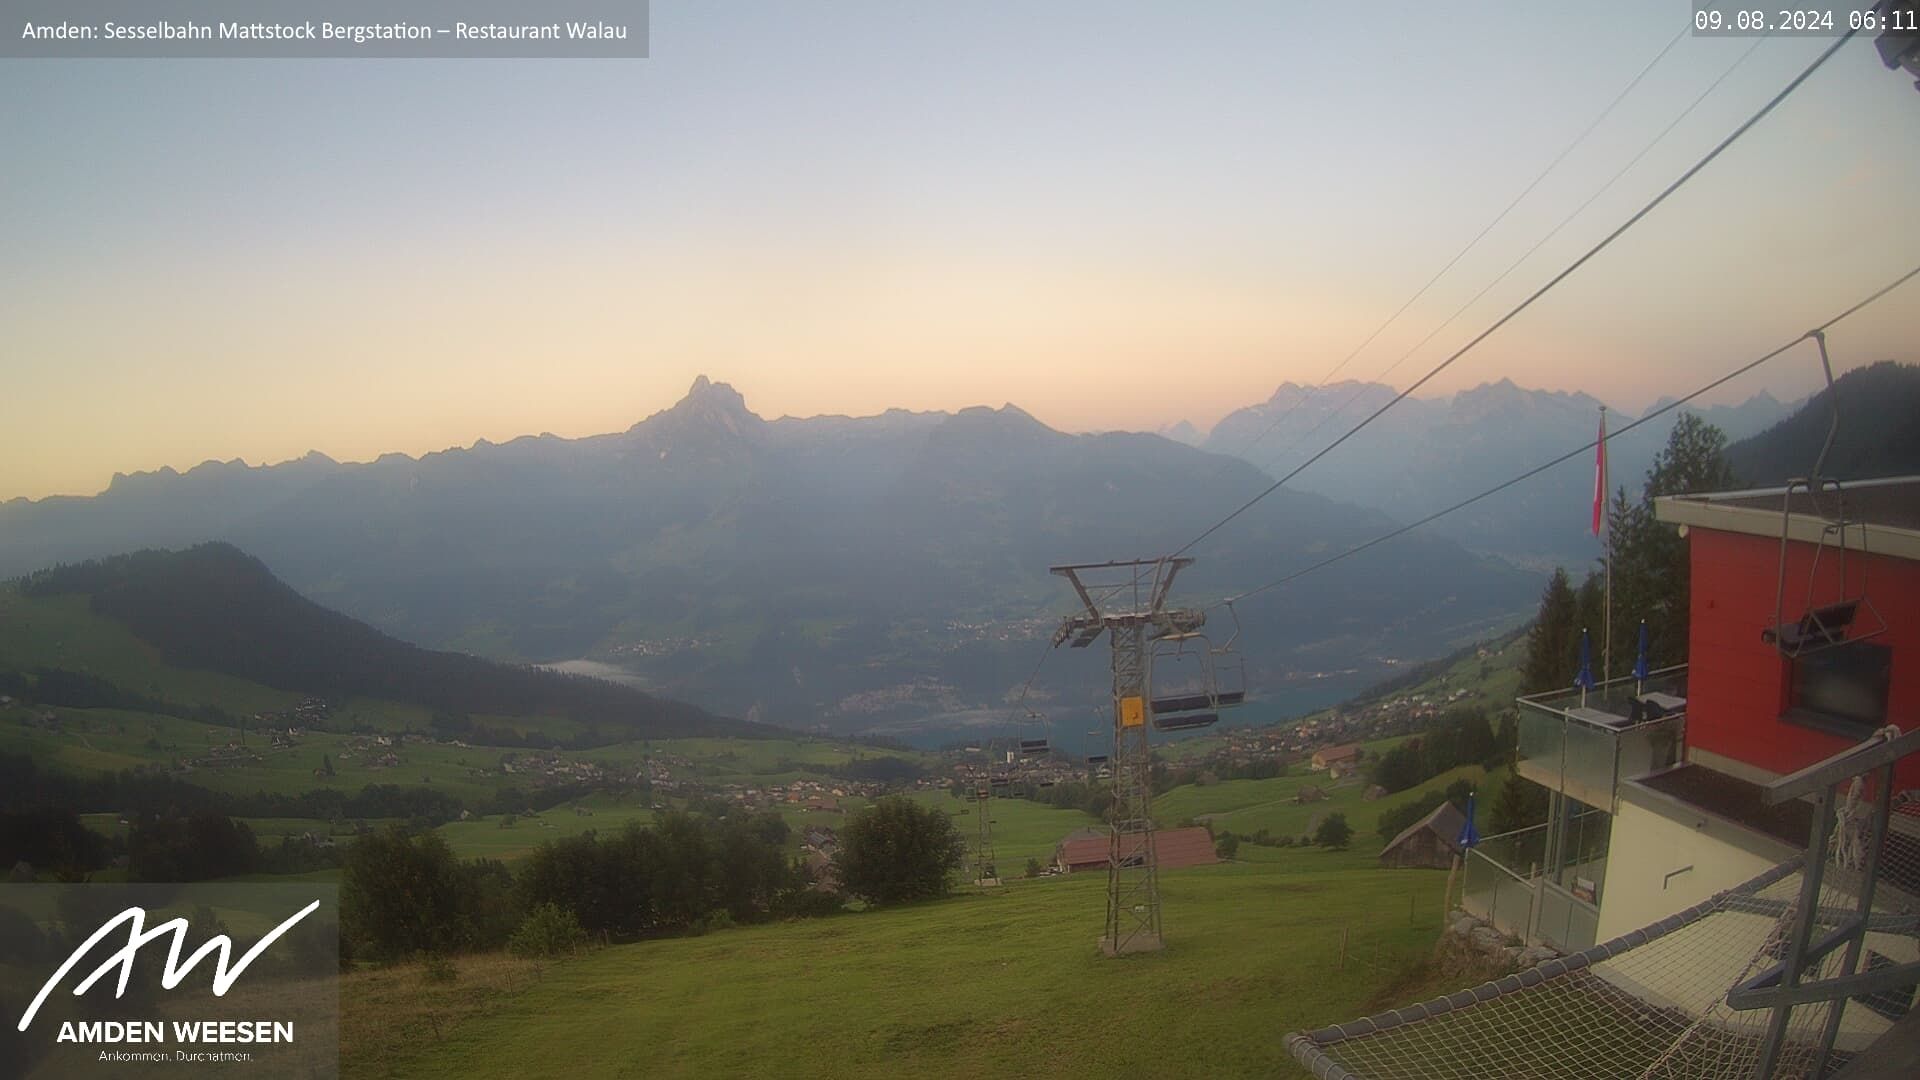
343, 847, 1451, 1079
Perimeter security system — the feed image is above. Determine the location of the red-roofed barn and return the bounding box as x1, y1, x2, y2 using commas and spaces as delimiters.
1052, 825, 1219, 874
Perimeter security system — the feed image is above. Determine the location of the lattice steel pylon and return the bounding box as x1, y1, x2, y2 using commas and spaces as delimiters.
1049, 557, 1205, 956
972, 782, 999, 886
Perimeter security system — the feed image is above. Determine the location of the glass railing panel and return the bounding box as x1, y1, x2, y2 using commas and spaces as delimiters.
1615, 715, 1684, 782
1563, 720, 1620, 805
1516, 706, 1565, 780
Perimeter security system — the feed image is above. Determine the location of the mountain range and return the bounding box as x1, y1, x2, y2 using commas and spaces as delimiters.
1193, 378, 1796, 565
0, 377, 1538, 739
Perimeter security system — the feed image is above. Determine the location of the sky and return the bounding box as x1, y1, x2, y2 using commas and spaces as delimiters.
3, 1, 1917, 501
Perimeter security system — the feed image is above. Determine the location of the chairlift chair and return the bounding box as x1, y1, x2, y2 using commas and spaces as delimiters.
1153, 712, 1219, 733
1146, 628, 1247, 734
1764, 334, 1888, 659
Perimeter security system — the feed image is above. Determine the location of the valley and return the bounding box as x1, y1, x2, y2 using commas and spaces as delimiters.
0, 377, 1540, 738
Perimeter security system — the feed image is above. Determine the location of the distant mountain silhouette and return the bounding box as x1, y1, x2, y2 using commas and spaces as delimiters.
1201, 378, 1793, 564
1727, 362, 1920, 486
17, 543, 752, 742
0, 377, 1538, 734
1155, 419, 1204, 447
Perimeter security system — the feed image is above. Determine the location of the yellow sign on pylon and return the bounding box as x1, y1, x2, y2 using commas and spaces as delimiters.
1119, 696, 1145, 728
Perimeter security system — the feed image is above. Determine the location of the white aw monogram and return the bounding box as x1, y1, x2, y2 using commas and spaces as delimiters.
16, 900, 320, 1031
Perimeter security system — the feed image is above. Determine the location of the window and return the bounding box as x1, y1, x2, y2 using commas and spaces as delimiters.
1785, 640, 1892, 737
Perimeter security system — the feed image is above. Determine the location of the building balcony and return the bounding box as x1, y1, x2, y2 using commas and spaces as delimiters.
1463, 808, 1612, 952
1463, 667, 1690, 952
1514, 666, 1688, 810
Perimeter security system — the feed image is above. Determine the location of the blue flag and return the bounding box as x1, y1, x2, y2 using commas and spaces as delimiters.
1574, 628, 1596, 691
1633, 620, 1650, 681
1458, 791, 1481, 849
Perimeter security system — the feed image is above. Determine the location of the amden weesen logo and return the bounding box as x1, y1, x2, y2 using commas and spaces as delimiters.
16, 899, 321, 1035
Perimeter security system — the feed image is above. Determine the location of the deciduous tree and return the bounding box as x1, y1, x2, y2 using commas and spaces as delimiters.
832, 795, 966, 906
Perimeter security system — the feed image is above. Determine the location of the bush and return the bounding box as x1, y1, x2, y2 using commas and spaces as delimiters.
831, 795, 966, 906
773, 889, 846, 920
342, 826, 508, 962
509, 903, 589, 958
1214, 833, 1240, 859
1024, 857, 1043, 879
1313, 813, 1353, 850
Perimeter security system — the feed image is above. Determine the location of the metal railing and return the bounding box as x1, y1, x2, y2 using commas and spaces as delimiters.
1515, 667, 1687, 811
1461, 817, 1609, 950
1463, 843, 1536, 942
1536, 877, 1601, 952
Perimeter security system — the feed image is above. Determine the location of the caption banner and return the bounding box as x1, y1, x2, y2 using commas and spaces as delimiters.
4, 0, 649, 58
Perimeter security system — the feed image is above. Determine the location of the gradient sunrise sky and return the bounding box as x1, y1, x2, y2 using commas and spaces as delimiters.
3, 1, 1917, 501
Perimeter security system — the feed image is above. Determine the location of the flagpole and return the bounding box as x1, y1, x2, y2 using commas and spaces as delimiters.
1600, 405, 1612, 697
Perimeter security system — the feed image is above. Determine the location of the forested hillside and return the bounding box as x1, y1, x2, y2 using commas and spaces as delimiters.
1728, 361, 1920, 485
17, 543, 755, 742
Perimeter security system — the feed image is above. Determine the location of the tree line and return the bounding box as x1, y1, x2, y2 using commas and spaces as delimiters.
0, 752, 465, 827
340, 795, 963, 963
1366, 707, 1503, 795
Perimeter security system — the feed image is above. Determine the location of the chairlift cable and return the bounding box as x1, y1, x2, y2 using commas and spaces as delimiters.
1223, 26, 1690, 462
1249, 32, 1772, 478
1208, 262, 1920, 609
1171, 31, 1859, 560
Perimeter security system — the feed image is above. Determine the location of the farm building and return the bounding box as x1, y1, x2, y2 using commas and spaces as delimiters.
1377, 800, 1465, 870
1052, 825, 1220, 874
1311, 743, 1362, 772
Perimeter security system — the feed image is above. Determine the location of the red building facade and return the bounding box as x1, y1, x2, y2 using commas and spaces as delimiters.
1664, 480, 1919, 788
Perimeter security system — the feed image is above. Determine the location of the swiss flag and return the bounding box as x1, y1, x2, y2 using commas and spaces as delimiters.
1592, 410, 1608, 537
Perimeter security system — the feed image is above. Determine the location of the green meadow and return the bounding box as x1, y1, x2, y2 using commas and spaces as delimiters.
344, 846, 1452, 1080
1155, 758, 1503, 848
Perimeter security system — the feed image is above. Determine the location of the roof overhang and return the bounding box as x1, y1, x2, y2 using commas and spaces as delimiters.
1654, 475, 1920, 563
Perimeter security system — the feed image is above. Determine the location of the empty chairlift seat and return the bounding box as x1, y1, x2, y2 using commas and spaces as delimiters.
1019, 738, 1050, 756
1149, 689, 1246, 713
1147, 633, 1248, 733
1153, 712, 1219, 733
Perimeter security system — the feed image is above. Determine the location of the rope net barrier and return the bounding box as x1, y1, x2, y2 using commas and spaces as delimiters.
1287, 795, 1920, 1080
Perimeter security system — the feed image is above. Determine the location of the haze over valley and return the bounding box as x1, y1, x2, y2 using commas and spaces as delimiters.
2, 375, 1549, 743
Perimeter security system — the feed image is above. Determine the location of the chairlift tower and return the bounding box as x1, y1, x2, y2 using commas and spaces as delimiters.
1049, 557, 1207, 956
973, 780, 999, 886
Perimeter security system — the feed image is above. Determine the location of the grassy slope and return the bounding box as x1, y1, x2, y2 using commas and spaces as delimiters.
913, 790, 1103, 870
0, 587, 297, 713
1156, 757, 1504, 849
347, 849, 1448, 1080
436, 798, 660, 862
